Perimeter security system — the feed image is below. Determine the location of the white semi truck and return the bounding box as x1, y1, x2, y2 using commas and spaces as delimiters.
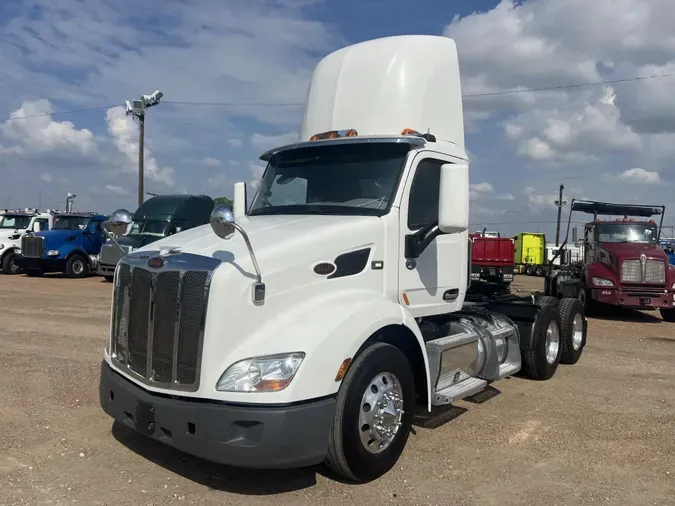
99, 35, 588, 483
0, 209, 54, 274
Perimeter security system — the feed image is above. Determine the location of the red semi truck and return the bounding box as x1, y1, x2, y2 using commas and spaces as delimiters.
469, 231, 515, 285
546, 199, 675, 319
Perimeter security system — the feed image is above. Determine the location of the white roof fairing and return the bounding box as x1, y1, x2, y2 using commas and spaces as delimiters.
300, 35, 465, 152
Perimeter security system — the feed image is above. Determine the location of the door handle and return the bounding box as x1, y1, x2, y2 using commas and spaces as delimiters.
443, 288, 459, 302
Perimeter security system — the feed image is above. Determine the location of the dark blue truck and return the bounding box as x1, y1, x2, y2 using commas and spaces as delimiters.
16, 212, 108, 278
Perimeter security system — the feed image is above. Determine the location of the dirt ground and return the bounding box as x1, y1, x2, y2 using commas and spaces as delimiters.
1, 273, 674, 506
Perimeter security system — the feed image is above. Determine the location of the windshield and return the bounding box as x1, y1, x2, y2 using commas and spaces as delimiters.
248, 142, 412, 216
52, 216, 89, 230
0, 214, 31, 230
595, 223, 658, 244
127, 220, 169, 237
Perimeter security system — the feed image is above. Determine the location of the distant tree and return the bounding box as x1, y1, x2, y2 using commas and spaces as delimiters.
213, 197, 233, 208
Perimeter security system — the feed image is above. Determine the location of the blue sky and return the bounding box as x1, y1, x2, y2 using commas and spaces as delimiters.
2, 0, 675, 239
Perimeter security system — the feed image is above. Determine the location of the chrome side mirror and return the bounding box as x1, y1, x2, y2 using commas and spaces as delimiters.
210, 205, 236, 239
209, 204, 265, 304
105, 209, 133, 237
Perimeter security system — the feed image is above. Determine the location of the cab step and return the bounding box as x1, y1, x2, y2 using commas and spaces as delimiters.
432, 377, 487, 406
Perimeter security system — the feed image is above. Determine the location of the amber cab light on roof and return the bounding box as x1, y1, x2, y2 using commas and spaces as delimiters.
309, 129, 358, 141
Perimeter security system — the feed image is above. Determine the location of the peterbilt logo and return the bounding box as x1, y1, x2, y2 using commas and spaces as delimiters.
640, 254, 647, 282
147, 257, 165, 269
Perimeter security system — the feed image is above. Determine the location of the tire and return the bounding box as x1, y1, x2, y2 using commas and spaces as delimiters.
535, 295, 559, 308
660, 308, 675, 322
535, 266, 544, 277
525, 265, 534, 276
558, 298, 587, 364
326, 342, 415, 483
66, 254, 89, 279
25, 269, 44, 277
103, 275, 114, 283
521, 304, 563, 380
1, 251, 21, 275
577, 282, 597, 317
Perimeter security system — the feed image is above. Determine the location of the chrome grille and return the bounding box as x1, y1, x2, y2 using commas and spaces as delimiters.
621, 258, 665, 284
21, 235, 44, 258
100, 243, 131, 266
110, 253, 219, 391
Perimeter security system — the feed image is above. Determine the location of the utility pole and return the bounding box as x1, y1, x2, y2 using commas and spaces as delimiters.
124, 90, 163, 208
65, 192, 77, 213
554, 183, 567, 247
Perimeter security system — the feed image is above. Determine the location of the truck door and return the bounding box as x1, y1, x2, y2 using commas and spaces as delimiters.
397, 157, 467, 317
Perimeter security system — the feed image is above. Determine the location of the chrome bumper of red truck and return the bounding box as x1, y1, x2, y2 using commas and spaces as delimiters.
592, 288, 675, 310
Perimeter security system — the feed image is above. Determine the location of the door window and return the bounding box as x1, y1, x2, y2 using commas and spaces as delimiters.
407, 159, 443, 230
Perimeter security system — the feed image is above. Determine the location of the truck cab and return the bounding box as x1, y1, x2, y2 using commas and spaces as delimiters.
0, 210, 54, 274
98, 35, 588, 483
97, 194, 214, 282
546, 200, 675, 319
16, 212, 108, 278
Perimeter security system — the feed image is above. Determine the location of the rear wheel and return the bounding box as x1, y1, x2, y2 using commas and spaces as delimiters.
1, 252, 21, 275
66, 254, 89, 279
326, 342, 415, 483
525, 265, 534, 276
535, 295, 559, 308
535, 266, 544, 277
558, 298, 587, 364
521, 304, 562, 380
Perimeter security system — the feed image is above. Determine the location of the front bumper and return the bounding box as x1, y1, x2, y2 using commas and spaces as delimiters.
99, 361, 336, 469
591, 287, 675, 310
15, 256, 65, 273
97, 263, 116, 276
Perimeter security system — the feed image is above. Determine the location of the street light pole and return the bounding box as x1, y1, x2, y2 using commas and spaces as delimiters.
138, 114, 145, 208
124, 90, 163, 208
554, 183, 567, 247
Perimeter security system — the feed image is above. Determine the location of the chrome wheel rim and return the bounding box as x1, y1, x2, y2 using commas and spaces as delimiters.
72, 259, 85, 275
545, 320, 560, 364
358, 372, 404, 454
9, 259, 19, 274
572, 313, 584, 351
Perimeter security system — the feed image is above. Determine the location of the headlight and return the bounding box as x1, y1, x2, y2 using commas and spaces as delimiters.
592, 277, 614, 287
216, 352, 305, 392
47, 250, 60, 256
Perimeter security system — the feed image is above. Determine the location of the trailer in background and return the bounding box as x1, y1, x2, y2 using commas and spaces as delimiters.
469, 231, 515, 284
513, 232, 546, 276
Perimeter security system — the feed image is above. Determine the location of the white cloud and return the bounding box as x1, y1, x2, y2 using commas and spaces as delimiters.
248, 162, 267, 190
201, 157, 221, 167
105, 184, 130, 195
250, 132, 299, 152
40, 173, 52, 183
1, 99, 96, 156
105, 106, 175, 186
618, 168, 661, 184
469, 182, 494, 201
227, 139, 243, 147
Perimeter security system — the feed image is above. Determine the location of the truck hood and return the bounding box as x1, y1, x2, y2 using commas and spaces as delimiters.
104, 234, 159, 250
0, 228, 26, 239
31, 230, 81, 250
601, 242, 668, 261
133, 214, 382, 267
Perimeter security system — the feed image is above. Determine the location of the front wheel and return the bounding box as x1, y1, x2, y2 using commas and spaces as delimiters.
326, 342, 415, 483
1, 252, 21, 275
66, 254, 89, 279
660, 308, 675, 322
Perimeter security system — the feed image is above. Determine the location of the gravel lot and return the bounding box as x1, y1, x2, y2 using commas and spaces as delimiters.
1, 273, 674, 505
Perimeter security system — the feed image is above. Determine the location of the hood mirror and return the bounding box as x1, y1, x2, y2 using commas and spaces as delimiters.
105, 209, 133, 237
209, 204, 266, 305
210, 205, 236, 240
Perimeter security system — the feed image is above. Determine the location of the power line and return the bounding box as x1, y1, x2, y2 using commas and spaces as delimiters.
462, 71, 675, 98
4, 71, 675, 121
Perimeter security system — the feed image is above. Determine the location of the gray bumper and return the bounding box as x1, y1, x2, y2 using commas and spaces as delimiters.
97, 263, 116, 276
99, 361, 335, 469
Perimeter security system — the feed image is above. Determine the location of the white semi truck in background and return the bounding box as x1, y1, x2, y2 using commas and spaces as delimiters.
0, 209, 54, 274
99, 35, 588, 483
